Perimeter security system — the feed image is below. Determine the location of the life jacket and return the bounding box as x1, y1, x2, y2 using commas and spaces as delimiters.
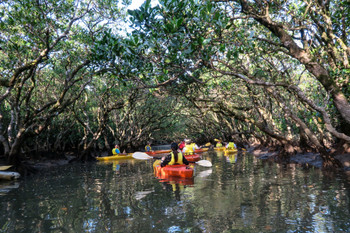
168, 151, 184, 165
179, 141, 185, 150
191, 143, 199, 150
112, 148, 120, 155
227, 142, 236, 149
216, 142, 222, 147
145, 145, 152, 152
183, 144, 194, 155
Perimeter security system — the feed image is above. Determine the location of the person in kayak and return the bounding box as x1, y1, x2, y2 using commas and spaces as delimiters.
216, 140, 223, 148
161, 142, 189, 167
191, 142, 200, 150
145, 142, 152, 152
226, 141, 237, 149
178, 140, 186, 150
182, 139, 196, 155
112, 145, 121, 155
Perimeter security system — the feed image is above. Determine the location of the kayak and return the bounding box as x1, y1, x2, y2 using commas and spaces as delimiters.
96, 154, 133, 161
146, 149, 171, 155
145, 151, 156, 156
224, 148, 238, 154
194, 148, 209, 153
214, 147, 226, 151
149, 148, 208, 155
184, 153, 201, 162
154, 162, 194, 178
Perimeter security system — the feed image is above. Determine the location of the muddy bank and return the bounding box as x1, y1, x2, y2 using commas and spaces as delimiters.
2, 145, 350, 179
248, 146, 350, 171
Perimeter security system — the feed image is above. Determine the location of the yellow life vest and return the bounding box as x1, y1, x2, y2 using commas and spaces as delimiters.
216, 142, 222, 147
168, 151, 184, 165
184, 144, 194, 155
112, 148, 120, 155
227, 142, 236, 149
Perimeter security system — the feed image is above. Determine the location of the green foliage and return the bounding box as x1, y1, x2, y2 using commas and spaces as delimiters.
0, 0, 349, 160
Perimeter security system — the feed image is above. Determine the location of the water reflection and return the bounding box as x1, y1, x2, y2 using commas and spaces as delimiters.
0, 151, 350, 232
0, 181, 20, 195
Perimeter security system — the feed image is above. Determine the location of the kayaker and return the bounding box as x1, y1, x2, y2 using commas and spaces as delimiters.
191, 142, 200, 150
112, 145, 121, 155
216, 140, 223, 148
226, 141, 237, 149
182, 139, 196, 155
145, 142, 152, 152
178, 140, 185, 150
161, 142, 189, 167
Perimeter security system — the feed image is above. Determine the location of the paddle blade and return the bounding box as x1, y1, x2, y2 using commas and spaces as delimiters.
0, 165, 12, 171
195, 160, 212, 167
132, 152, 152, 160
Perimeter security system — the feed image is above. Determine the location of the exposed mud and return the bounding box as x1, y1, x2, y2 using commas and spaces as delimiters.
248, 145, 350, 171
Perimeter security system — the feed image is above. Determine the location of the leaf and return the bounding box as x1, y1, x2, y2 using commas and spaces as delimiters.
248, 30, 255, 39
203, 38, 211, 45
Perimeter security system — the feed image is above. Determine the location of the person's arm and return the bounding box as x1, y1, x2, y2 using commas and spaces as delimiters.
182, 154, 189, 165
161, 154, 171, 167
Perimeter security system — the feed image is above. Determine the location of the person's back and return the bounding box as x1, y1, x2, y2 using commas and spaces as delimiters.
161, 142, 189, 167
226, 142, 236, 149
183, 140, 195, 155
191, 143, 200, 150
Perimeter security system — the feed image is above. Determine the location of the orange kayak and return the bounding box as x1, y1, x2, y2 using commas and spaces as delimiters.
146, 150, 171, 155
154, 164, 193, 178
194, 148, 209, 153
184, 154, 201, 162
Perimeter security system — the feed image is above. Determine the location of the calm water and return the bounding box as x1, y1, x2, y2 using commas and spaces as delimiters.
1, 151, 350, 233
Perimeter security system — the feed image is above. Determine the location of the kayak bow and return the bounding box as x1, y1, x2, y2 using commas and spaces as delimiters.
96, 154, 133, 161
154, 163, 194, 178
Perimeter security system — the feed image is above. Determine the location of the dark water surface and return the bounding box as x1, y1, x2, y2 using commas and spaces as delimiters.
1, 151, 350, 232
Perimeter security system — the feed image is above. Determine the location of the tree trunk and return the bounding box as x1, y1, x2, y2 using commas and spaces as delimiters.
0, 135, 9, 156
238, 0, 350, 134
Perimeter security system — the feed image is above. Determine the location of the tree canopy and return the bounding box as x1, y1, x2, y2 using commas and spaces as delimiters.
0, 0, 349, 168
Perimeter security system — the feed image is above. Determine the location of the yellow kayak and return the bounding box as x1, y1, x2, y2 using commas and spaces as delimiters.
214, 147, 226, 151
224, 148, 238, 154
194, 148, 209, 153
96, 154, 133, 161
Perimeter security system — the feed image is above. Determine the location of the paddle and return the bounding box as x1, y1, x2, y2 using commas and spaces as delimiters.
132, 152, 213, 167
0, 165, 13, 171
132, 152, 153, 160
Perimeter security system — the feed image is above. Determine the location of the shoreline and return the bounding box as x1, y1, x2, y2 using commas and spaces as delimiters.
1, 146, 350, 178
248, 146, 350, 171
